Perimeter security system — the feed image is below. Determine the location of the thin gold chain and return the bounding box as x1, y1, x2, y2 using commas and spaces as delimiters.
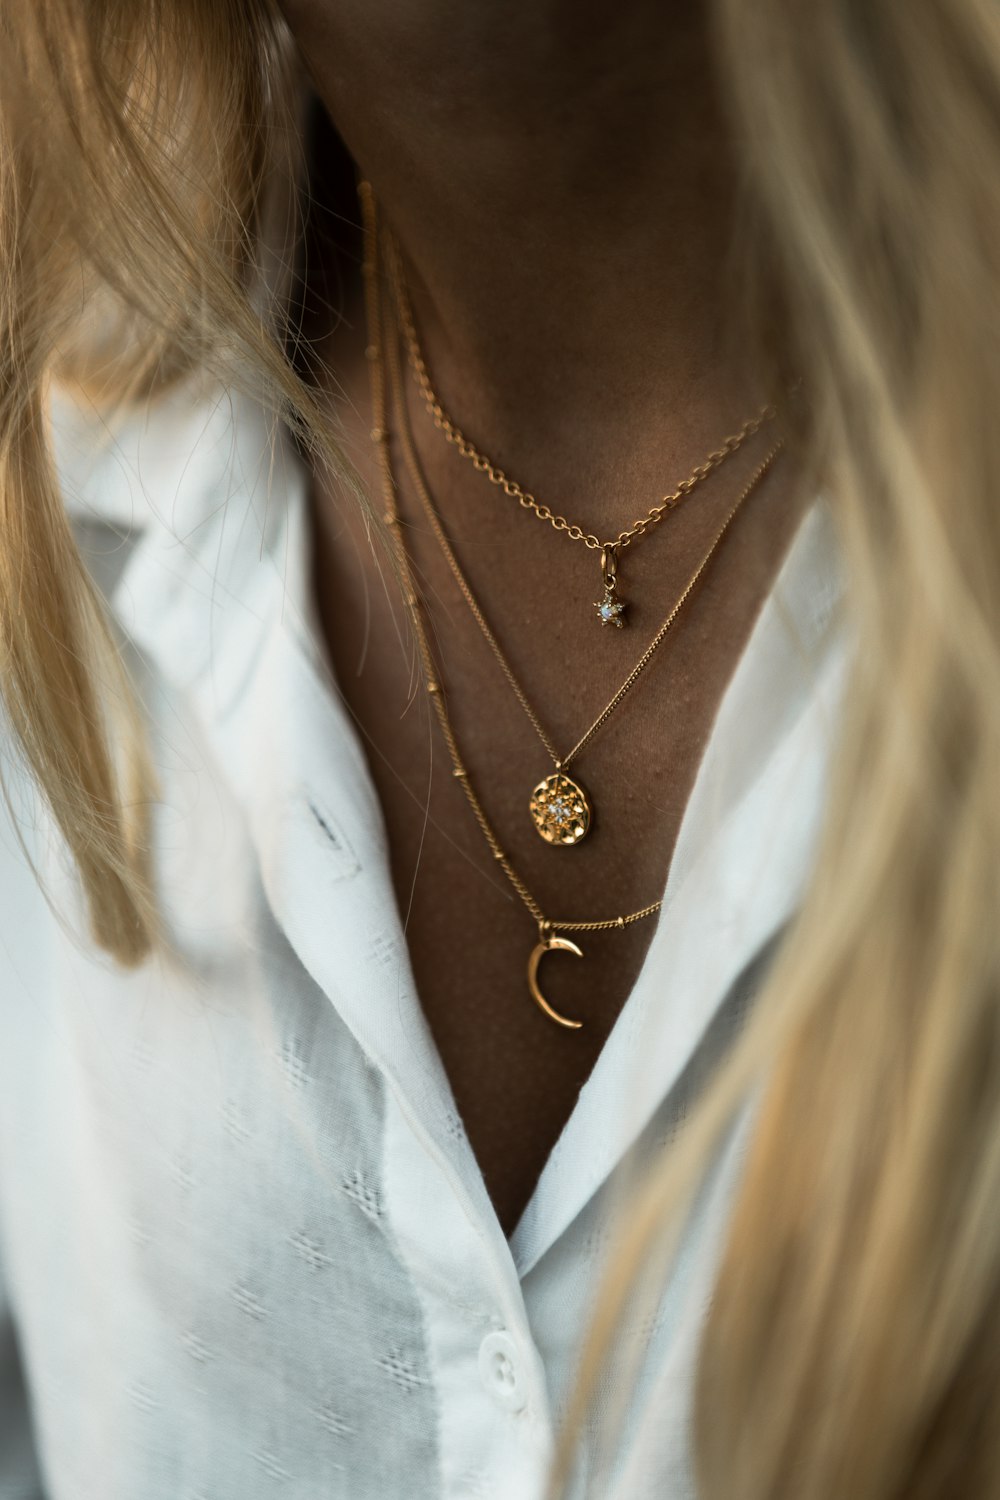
386, 294, 783, 773
359, 184, 779, 936
383, 223, 775, 555
386, 311, 560, 764
361, 181, 670, 935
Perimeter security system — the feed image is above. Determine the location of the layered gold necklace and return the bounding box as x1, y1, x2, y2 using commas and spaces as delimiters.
384, 270, 782, 851
384, 227, 775, 626
359, 182, 783, 1028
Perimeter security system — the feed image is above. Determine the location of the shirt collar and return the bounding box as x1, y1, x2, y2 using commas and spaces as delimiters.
51, 375, 496, 1231
50, 378, 309, 709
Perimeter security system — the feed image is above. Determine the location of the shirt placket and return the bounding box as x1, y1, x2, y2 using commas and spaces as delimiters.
180, 569, 558, 1500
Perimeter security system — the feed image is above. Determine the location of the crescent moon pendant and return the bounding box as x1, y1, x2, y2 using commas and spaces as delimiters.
527, 935, 585, 1029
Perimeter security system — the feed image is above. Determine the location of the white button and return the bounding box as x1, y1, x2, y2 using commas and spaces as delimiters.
478, 1330, 528, 1413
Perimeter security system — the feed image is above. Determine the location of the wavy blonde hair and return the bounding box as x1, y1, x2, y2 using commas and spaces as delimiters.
3, 1, 1000, 1497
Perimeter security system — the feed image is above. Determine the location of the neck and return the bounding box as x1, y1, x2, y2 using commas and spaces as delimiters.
288, 0, 767, 521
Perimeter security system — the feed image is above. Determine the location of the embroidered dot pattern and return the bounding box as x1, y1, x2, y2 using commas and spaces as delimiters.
279, 1038, 310, 1091
230, 1283, 270, 1322
130, 1036, 154, 1074
4, 843, 442, 1497
179, 1330, 215, 1365
127, 1380, 159, 1414
252, 1448, 292, 1483
368, 930, 399, 970
378, 1350, 427, 1393
310, 1401, 357, 1440
288, 1229, 333, 1272
341, 1169, 382, 1221
126, 1216, 152, 1249
220, 1098, 252, 1142
170, 1155, 196, 1193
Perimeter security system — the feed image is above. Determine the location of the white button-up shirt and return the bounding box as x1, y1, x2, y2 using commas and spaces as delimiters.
0, 383, 846, 1500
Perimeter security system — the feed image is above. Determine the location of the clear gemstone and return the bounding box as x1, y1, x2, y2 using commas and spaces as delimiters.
595, 591, 625, 626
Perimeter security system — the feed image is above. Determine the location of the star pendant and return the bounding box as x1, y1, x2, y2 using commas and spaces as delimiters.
594, 589, 626, 628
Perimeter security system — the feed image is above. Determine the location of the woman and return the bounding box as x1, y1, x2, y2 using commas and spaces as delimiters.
1, 1, 998, 1497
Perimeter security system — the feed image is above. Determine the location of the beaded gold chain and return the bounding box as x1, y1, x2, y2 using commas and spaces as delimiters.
360, 182, 781, 1029
384, 245, 783, 851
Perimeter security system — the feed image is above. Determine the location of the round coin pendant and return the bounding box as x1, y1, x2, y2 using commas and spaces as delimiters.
529, 772, 592, 847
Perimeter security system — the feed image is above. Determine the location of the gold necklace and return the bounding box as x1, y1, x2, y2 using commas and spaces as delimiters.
383, 223, 775, 628
384, 267, 783, 850
360, 181, 778, 1030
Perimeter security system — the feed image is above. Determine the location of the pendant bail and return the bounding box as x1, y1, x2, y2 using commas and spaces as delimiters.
595, 542, 627, 627
600, 543, 618, 593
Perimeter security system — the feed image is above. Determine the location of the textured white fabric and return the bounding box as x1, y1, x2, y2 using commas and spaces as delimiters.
0, 383, 847, 1500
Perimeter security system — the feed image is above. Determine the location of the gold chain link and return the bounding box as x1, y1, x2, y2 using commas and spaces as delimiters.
386, 265, 783, 775
383, 225, 774, 554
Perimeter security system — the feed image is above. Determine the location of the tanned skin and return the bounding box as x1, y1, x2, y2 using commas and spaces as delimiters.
279, 0, 806, 1235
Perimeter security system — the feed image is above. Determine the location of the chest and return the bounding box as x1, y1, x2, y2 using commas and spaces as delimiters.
309, 439, 801, 1234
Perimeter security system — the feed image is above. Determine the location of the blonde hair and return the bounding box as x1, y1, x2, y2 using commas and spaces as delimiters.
3, 1, 1000, 1496
0, 0, 343, 956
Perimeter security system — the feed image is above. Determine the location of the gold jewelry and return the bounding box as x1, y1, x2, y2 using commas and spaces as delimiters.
359, 181, 780, 1029
383, 223, 775, 627
384, 281, 782, 849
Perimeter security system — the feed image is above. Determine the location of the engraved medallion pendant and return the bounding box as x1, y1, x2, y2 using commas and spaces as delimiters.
529, 772, 592, 846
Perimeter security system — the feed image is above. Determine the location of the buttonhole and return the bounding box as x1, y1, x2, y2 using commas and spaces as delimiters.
308, 800, 343, 850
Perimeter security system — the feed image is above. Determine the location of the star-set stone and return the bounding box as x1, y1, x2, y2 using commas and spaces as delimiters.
529, 771, 592, 846
594, 588, 626, 628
